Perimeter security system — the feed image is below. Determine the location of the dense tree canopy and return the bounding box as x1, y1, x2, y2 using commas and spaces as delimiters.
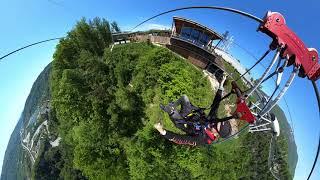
111, 21, 121, 33
28, 17, 294, 179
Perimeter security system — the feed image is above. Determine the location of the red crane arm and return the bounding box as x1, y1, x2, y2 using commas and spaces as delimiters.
258, 11, 320, 81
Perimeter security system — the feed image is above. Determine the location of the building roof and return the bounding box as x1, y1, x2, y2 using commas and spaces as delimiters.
173, 16, 223, 40
170, 36, 225, 71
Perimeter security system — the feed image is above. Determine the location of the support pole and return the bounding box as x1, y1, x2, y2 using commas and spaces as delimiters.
246, 48, 281, 97
259, 66, 299, 117
170, 20, 174, 37
249, 128, 272, 132
250, 122, 272, 129
259, 58, 288, 114
213, 38, 222, 50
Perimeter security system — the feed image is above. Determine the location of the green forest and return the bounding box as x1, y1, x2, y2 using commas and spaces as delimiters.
24, 18, 293, 179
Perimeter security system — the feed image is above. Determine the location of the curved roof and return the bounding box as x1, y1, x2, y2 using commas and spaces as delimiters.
170, 36, 225, 71
173, 16, 223, 40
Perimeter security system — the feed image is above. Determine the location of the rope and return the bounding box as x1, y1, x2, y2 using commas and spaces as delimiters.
307, 81, 320, 180
235, 49, 271, 81
131, 6, 263, 31
0, 37, 64, 61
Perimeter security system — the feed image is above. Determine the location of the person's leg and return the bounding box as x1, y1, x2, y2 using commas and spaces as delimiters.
161, 95, 190, 112
159, 106, 190, 133
169, 110, 195, 134
169, 110, 183, 121
160, 95, 194, 133
177, 95, 193, 117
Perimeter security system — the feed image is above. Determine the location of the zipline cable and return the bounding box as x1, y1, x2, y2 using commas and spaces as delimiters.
0, 6, 317, 178
0, 37, 64, 61
235, 49, 271, 81
307, 80, 320, 180
131, 6, 263, 31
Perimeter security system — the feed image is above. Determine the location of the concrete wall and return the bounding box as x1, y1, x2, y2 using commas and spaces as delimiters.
131, 35, 170, 45
150, 36, 170, 44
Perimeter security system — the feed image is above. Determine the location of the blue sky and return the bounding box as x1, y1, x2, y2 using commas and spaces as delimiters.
0, 0, 319, 179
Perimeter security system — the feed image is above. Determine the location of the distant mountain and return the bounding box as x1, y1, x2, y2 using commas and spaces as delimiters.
1, 116, 24, 179
1, 64, 52, 180
254, 88, 298, 177
271, 104, 298, 177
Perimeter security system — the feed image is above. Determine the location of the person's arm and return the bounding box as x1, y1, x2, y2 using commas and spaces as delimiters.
207, 88, 224, 122
163, 130, 207, 146
207, 74, 227, 122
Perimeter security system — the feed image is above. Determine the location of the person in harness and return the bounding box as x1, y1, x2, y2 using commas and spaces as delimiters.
154, 73, 235, 146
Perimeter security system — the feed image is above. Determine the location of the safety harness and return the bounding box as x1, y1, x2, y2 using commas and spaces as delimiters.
176, 109, 219, 144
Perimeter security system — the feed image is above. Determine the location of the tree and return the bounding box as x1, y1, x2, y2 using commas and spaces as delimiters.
45, 16, 292, 179
111, 21, 121, 33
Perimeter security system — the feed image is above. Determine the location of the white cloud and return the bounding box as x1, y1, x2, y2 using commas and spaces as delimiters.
123, 23, 171, 32
140, 23, 171, 30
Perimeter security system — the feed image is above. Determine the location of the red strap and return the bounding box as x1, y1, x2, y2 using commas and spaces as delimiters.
230, 81, 256, 124
205, 128, 216, 142
234, 98, 256, 124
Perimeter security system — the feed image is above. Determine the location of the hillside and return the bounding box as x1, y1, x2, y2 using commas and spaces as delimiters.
254, 89, 298, 176
2, 18, 296, 179
1, 64, 52, 180
271, 104, 298, 176
1, 117, 24, 179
